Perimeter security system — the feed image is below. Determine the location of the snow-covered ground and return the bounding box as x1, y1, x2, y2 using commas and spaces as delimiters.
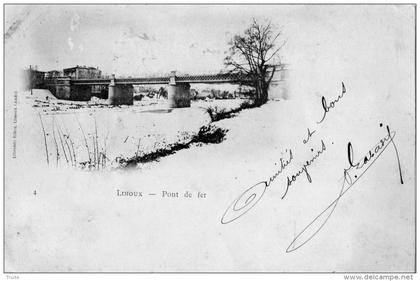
15, 90, 246, 170
5, 85, 415, 271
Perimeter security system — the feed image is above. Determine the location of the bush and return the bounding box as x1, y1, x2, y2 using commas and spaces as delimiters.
206, 106, 232, 122
239, 100, 255, 110
193, 124, 228, 144
206, 101, 256, 122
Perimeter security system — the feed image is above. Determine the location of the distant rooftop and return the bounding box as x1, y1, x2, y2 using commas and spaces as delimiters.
63, 65, 99, 71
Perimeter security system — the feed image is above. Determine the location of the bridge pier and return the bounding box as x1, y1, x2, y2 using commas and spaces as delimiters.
168, 71, 191, 108
45, 77, 70, 99
108, 75, 134, 105
46, 77, 91, 101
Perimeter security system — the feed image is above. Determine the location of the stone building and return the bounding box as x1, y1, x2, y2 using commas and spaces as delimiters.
63, 65, 102, 79
44, 70, 62, 79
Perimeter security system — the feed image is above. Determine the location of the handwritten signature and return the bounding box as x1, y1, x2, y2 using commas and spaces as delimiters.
286, 124, 403, 252
221, 82, 404, 253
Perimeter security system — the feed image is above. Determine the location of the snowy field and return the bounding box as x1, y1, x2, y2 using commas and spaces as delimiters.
17, 90, 246, 170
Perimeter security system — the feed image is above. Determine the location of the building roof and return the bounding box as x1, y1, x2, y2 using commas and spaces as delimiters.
63, 65, 99, 71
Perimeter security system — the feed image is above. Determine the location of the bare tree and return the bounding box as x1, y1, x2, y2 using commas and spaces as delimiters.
225, 19, 285, 106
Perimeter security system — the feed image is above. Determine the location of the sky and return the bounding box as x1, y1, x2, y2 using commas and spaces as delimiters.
5, 5, 292, 77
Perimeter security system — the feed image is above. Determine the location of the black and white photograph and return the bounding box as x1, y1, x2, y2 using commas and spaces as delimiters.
3, 3, 416, 276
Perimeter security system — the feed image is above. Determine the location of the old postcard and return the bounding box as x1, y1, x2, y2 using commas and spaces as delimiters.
3, 4, 416, 273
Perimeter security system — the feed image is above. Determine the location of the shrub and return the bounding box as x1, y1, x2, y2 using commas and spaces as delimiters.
239, 100, 255, 110
193, 124, 228, 144
206, 106, 232, 122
